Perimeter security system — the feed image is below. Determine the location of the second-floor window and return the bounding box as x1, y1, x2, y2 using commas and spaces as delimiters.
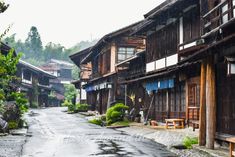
117, 47, 135, 63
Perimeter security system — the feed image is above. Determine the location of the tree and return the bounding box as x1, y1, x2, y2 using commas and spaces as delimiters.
0, 49, 21, 101
0, 1, 9, 14
72, 65, 80, 80
25, 26, 43, 58
4, 34, 16, 47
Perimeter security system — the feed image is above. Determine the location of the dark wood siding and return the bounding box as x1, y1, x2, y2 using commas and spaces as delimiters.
216, 62, 235, 135
183, 6, 201, 42
146, 22, 179, 63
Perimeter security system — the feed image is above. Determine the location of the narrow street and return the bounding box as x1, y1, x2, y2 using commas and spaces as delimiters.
21, 108, 175, 157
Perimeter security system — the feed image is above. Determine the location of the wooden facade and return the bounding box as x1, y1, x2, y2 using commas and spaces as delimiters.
72, 22, 145, 114
17, 60, 56, 107
70, 48, 92, 104
71, 0, 235, 148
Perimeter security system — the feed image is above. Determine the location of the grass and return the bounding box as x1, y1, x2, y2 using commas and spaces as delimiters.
110, 120, 130, 127
88, 118, 103, 126
183, 136, 199, 149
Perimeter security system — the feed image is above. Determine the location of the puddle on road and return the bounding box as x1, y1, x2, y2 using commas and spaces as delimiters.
91, 140, 134, 157
28, 111, 39, 117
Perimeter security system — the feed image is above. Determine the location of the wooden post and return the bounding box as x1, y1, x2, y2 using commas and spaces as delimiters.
199, 59, 207, 146
185, 80, 189, 126
206, 56, 216, 149
230, 143, 234, 157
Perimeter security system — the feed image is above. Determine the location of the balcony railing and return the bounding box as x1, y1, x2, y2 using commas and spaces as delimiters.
203, 0, 235, 37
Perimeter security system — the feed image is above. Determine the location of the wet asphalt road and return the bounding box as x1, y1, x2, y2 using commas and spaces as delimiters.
21, 107, 176, 157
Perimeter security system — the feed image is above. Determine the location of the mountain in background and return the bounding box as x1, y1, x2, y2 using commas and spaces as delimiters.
4, 26, 98, 66
3, 26, 98, 80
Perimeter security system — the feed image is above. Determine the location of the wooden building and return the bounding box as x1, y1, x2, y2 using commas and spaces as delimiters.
78, 22, 146, 114
70, 0, 235, 149
177, 0, 235, 149
127, 0, 235, 149
120, 0, 203, 124
40, 59, 74, 106
17, 60, 56, 107
0, 42, 56, 107
70, 47, 92, 104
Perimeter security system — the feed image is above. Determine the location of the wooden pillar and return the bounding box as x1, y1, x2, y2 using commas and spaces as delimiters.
199, 59, 207, 146
206, 56, 216, 149
166, 90, 169, 118
185, 80, 189, 126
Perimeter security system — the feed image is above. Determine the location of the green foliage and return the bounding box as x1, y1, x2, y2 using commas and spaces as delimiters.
0, 48, 22, 101
0, 1, 9, 13
49, 91, 57, 100
76, 103, 89, 112
0, 100, 5, 115
9, 92, 28, 114
111, 120, 130, 127
8, 121, 19, 130
3, 30, 98, 67
68, 103, 75, 112
64, 84, 77, 102
183, 136, 198, 149
31, 102, 38, 109
62, 100, 72, 107
106, 103, 129, 125
72, 66, 80, 80
25, 26, 43, 58
66, 103, 89, 113
88, 118, 103, 126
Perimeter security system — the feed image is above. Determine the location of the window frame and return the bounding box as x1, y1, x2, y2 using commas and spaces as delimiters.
117, 47, 135, 63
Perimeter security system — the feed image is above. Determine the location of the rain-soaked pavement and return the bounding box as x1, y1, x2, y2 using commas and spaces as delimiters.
21, 107, 176, 157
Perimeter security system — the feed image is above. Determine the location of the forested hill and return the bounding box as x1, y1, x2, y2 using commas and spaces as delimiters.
4, 26, 98, 66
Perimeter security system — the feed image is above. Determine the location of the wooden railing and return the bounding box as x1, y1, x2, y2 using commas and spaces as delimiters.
203, 0, 235, 37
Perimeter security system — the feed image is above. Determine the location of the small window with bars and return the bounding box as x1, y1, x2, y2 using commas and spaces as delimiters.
117, 47, 135, 63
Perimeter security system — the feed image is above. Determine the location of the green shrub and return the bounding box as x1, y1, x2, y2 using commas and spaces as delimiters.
0, 100, 5, 115
68, 103, 75, 112
76, 103, 89, 112
8, 120, 19, 129
106, 103, 129, 125
100, 115, 106, 121
31, 102, 38, 108
111, 120, 129, 127
183, 136, 198, 149
62, 100, 72, 107
88, 118, 103, 126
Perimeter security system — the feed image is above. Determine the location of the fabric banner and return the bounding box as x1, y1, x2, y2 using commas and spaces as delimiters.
145, 79, 174, 92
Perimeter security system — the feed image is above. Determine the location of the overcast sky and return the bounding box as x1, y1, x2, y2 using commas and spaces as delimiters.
0, 0, 164, 48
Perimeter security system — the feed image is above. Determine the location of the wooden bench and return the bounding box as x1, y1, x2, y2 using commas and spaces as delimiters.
165, 119, 185, 129
226, 137, 235, 157
191, 120, 199, 131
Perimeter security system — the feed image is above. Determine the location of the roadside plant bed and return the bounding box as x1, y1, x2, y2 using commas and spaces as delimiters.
182, 136, 198, 149
107, 120, 130, 129
106, 103, 129, 126
0, 50, 29, 132
63, 101, 89, 113
74, 104, 89, 112
88, 115, 106, 126
89, 118, 103, 126
88, 103, 129, 128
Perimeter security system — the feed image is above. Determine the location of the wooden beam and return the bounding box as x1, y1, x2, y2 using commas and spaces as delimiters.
199, 59, 207, 146
206, 55, 216, 149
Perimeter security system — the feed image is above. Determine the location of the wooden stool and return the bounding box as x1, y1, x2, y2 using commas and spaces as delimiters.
165, 119, 185, 129
226, 137, 235, 157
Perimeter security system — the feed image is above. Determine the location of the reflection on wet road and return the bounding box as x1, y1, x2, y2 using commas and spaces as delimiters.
21, 108, 176, 157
